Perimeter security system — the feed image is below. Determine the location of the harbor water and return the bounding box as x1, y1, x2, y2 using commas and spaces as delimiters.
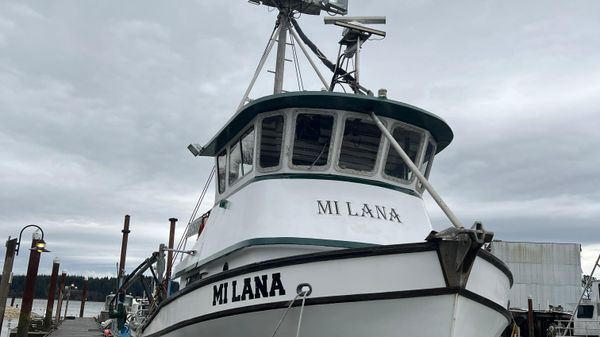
2, 298, 104, 337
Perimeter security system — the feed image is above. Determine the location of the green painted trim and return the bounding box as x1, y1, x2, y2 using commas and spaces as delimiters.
199, 91, 454, 157
174, 237, 378, 279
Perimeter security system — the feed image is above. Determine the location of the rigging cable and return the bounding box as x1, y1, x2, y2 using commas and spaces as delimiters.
290, 17, 367, 94
173, 165, 215, 263
290, 34, 305, 91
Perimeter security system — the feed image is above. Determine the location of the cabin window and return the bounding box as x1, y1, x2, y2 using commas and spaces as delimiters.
217, 150, 227, 193
260, 115, 284, 169
384, 126, 423, 182
338, 118, 382, 172
292, 114, 334, 167
577, 305, 594, 319
229, 127, 255, 186
420, 141, 436, 176
417, 140, 436, 191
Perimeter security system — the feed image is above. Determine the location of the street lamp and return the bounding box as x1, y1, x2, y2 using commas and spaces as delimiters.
14, 225, 50, 337
15, 224, 50, 255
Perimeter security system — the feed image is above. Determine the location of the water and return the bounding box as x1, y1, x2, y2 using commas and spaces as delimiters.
1, 298, 104, 337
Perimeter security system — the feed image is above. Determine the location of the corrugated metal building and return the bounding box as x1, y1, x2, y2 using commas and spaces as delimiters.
489, 241, 582, 312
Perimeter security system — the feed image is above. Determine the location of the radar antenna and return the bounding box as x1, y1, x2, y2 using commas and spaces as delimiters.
325, 17, 386, 94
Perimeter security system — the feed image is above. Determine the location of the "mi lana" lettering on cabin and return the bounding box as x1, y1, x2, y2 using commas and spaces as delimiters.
317, 200, 402, 223
212, 273, 286, 306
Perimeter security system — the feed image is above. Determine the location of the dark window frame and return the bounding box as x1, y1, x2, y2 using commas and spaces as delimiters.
577, 305, 595, 319
335, 114, 384, 176
228, 126, 255, 187
289, 111, 336, 171
258, 113, 286, 172
216, 150, 227, 194
417, 136, 437, 193
381, 122, 425, 185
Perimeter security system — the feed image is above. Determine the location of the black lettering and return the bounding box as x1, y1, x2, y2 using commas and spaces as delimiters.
232, 280, 241, 302
223, 282, 228, 304
389, 208, 402, 223
360, 203, 374, 218
317, 200, 339, 215
241, 277, 255, 300
375, 206, 387, 220
213, 283, 225, 306
254, 275, 269, 299
346, 202, 359, 216
269, 273, 286, 297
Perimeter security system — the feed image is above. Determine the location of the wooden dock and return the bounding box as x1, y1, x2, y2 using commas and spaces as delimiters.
45, 318, 101, 337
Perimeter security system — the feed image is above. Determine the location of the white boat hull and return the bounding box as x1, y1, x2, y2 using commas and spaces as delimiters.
142, 242, 512, 337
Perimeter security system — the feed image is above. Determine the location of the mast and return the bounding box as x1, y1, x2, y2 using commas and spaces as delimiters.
273, 9, 289, 94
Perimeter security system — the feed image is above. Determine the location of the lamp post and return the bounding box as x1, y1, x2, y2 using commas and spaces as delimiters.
15, 225, 50, 337
63, 283, 77, 318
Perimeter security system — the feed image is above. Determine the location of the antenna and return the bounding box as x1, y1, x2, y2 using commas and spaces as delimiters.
327, 16, 386, 94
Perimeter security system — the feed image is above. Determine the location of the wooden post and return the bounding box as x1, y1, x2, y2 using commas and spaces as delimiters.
44, 257, 60, 328
118, 215, 131, 286
528, 296, 535, 337
16, 237, 43, 337
79, 277, 88, 317
165, 218, 177, 295
55, 272, 66, 323
0, 238, 18, 331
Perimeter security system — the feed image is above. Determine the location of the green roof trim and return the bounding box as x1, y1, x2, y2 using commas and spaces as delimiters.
199, 91, 454, 157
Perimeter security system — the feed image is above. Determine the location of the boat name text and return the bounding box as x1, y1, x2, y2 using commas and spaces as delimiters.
212, 272, 286, 306
317, 200, 402, 223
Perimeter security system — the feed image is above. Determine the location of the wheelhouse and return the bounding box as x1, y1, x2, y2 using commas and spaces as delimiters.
197, 92, 453, 201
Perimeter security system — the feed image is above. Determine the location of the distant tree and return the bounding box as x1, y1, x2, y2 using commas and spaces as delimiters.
1, 274, 155, 301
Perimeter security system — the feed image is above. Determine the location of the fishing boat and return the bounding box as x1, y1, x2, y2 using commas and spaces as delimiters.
139, 1, 513, 336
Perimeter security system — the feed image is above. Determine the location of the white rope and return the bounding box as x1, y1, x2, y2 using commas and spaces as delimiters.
295, 293, 308, 337
270, 288, 310, 337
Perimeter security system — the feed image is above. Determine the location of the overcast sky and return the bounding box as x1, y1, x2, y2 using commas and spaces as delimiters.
1, 1, 599, 279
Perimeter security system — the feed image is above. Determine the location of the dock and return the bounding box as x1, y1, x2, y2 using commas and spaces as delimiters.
44, 318, 101, 337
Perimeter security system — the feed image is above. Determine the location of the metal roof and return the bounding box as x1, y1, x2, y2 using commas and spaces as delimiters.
197, 91, 454, 157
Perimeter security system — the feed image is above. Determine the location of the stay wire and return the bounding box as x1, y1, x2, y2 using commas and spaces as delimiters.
173, 165, 215, 263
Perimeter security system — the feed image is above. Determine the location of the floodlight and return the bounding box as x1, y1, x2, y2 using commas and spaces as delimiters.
187, 144, 202, 157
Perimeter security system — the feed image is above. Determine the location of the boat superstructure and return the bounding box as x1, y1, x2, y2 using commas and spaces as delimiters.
134, 1, 513, 336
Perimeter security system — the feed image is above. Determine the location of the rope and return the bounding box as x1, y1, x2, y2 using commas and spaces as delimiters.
270, 284, 311, 337
295, 294, 307, 337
